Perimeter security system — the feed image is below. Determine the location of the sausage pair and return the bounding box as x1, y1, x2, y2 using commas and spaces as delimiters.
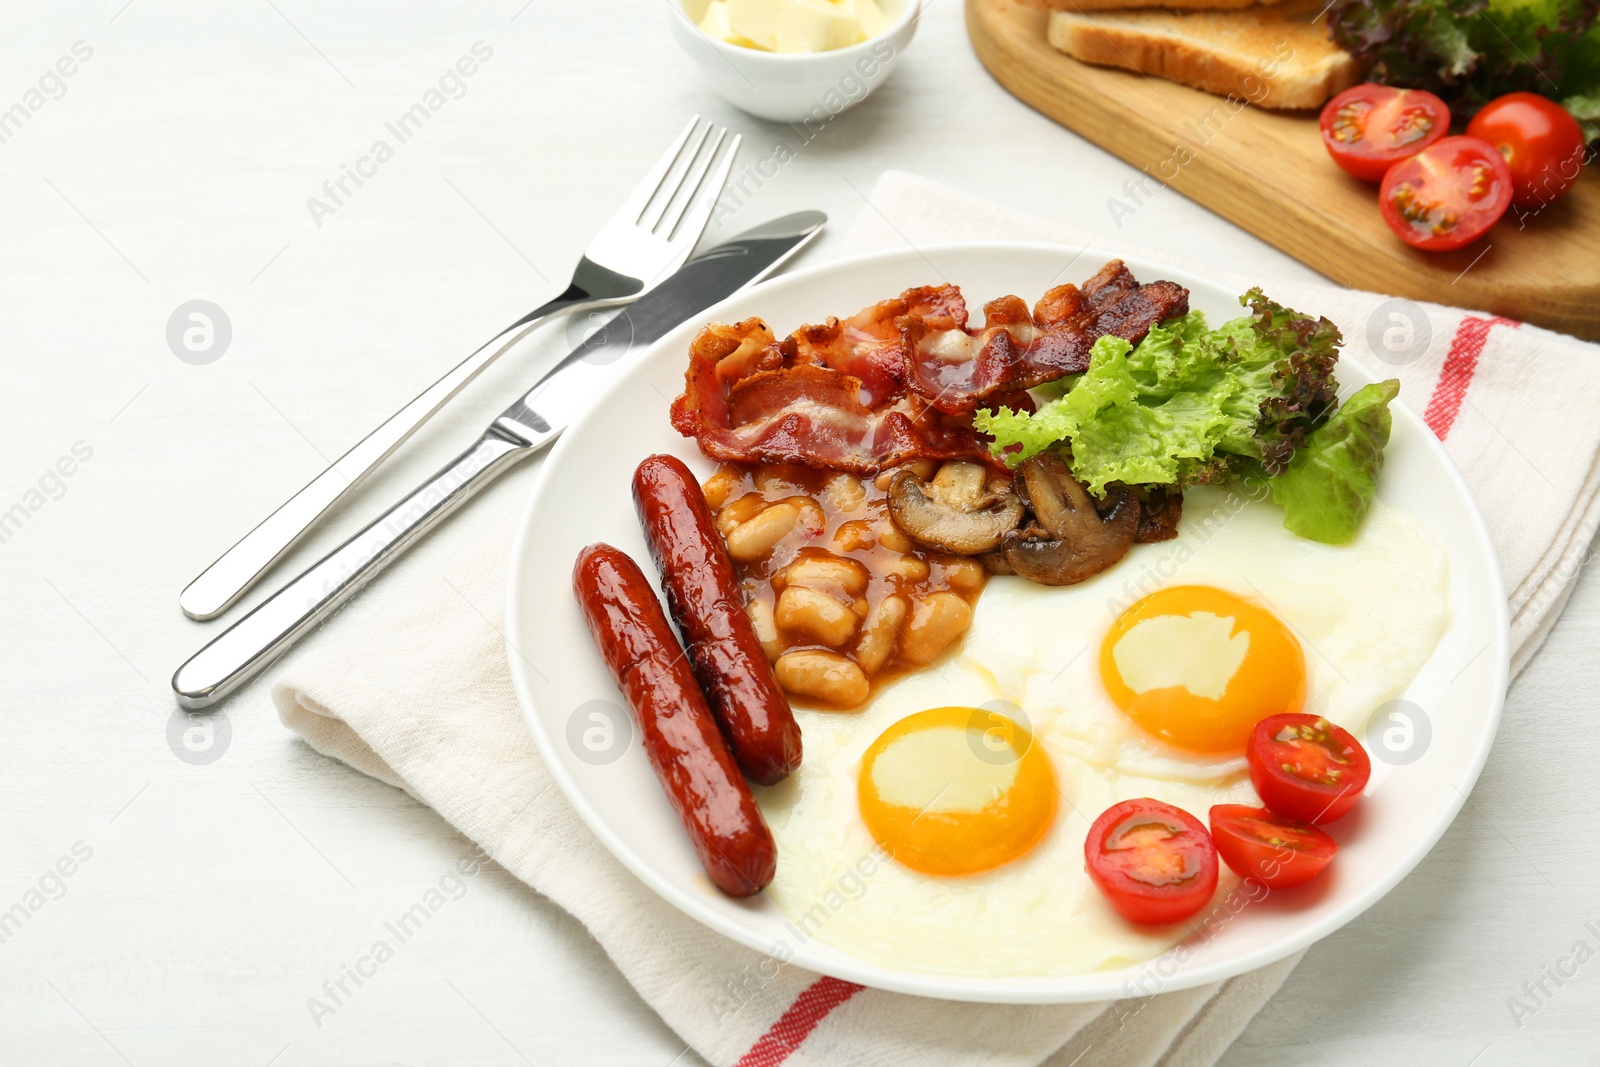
570, 454, 801, 897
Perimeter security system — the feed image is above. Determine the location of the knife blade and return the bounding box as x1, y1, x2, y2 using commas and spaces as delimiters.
491, 210, 825, 449
171, 210, 826, 709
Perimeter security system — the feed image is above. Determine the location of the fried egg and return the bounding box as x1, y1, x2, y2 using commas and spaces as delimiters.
756, 488, 1450, 976
856, 705, 1058, 876
969, 486, 1451, 784
1100, 585, 1307, 753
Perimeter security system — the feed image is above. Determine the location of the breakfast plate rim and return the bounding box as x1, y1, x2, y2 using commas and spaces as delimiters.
505, 240, 1511, 1004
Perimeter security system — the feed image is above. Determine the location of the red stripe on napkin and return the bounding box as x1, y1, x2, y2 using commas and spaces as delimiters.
735, 976, 865, 1067
1423, 316, 1519, 440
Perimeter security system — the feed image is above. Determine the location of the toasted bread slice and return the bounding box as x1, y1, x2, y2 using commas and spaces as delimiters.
1027, 0, 1280, 11
1046, 2, 1363, 110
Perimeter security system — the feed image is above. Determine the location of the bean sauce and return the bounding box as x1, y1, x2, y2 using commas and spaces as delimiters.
700, 461, 986, 709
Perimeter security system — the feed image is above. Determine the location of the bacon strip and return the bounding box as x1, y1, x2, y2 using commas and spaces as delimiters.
904, 261, 1189, 415
668, 261, 1188, 474
672, 339, 993, 474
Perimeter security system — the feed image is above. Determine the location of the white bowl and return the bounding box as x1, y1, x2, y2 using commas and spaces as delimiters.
668, 0, 920, 123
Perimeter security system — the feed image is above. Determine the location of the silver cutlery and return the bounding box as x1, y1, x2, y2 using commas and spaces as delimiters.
179, 116, 740, 621
171, 210, 826, 709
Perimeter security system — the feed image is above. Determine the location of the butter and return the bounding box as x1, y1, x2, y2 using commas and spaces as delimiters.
698, 0, 892, 53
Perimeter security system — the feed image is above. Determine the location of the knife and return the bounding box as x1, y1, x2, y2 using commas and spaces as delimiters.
171, 210, 826, 709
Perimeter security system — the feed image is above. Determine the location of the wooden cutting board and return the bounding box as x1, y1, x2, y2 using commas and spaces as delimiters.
966, 0, 1600, 340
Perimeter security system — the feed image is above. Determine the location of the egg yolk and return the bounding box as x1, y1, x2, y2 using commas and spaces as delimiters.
857, 706, 1058, 877
1099, 585, 1306, 754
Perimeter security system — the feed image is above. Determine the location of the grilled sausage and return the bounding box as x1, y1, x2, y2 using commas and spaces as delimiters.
632, 454, 803, 785
572, 543, 776, 897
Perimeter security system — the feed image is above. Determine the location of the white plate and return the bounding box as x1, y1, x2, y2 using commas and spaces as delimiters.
505, 243, 1509, 1004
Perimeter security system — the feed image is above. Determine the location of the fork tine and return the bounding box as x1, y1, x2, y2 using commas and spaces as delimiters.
665, 131, 741, 243
654, 125, 726, 237
643, 121, 714, 233
618, 115, 702, 224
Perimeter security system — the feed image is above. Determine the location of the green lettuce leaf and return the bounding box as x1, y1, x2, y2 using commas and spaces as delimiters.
1270, 380, 1401, 544
973, 290, 1342, 494
973, 311, 1228, 492
1211, 291, 1343, 473
1327, 0, 1600, 138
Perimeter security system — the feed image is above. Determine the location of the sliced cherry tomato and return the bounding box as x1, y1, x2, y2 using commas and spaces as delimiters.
1247, 713, 1371, 824
1210, 804, 1338, 889
1085, 799, 1218, 925
1320, 84, 1452, 182
1466, 92, 1588, 208
1379, 136, 1513, 251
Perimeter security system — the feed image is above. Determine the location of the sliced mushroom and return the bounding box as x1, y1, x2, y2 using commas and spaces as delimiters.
978, 549, 1014, 576
1002, 453, 1140, 586
1134, 485, 1184, 543
886, 460, 1024, 555
1016, 453, 1078, 540
930, 460, 990, 509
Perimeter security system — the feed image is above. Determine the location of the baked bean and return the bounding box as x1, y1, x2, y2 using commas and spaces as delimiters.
754, 467, 803, 494
832, 519, 875, 554
785, 555, 869, 597
942, 557, 986, 593
901, 592, 973, 665
701, 467, 741, 511
885, 555, 930, 583
855, 595, 908, 676
823, 473, 867, 513
726, 503, 800, 561
871, 459, 939, 493
746, 597, 781, 663
775, 586, 859, 647
781, 496, 826, 534
775, 650, 870, 707
876, 517, 913, 554
716, 492, 768, 536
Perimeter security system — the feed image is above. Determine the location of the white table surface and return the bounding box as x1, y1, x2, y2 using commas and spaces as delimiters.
3, 1, 1596, 1064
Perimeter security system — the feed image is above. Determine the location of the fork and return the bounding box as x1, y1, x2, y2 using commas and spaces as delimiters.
179, 116, 740, 621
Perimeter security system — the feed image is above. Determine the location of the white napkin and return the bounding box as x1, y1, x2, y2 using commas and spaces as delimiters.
276, 171, 1600, 1067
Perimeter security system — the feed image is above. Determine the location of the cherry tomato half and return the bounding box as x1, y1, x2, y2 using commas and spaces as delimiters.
1085, 798, 1218, 925
1247, 714, 1372, 824
1320, 84, 1452, 182
1379, 136, 1513, 251
1466, 91, 1588, 209
1210, 804, 1338, 889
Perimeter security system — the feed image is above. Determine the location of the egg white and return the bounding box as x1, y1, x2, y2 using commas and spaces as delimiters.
756, 489, 1451, 976
967, 486, 1452, 783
